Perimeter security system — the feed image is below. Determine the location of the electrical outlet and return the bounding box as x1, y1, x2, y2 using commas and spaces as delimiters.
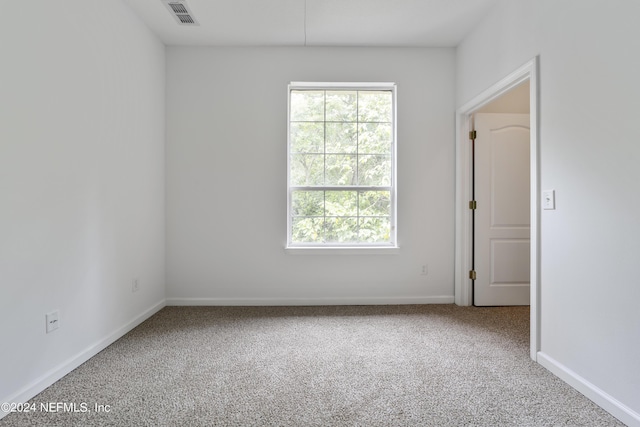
132, 278, 140, 293
46, 311, 59, 333
421, 264, 428, 276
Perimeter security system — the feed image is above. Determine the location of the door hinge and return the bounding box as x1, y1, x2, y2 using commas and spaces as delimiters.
469, 200, 477, 210
469, 270, 477, 280
469, 130, 477, 140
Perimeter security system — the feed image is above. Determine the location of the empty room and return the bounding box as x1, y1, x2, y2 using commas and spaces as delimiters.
1, 0, 638, 426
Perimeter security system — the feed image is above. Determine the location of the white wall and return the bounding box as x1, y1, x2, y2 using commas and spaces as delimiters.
457, 1, 640, 424
0, 0, 166, 409
166, 47, 455, 304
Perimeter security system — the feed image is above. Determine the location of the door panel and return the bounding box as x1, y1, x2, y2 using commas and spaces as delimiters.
491, 239, 530, 284
491, 134, 530, 227
475, 113, 530, 306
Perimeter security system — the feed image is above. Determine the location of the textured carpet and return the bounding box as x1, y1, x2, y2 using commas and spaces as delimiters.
1, 305, 625, 426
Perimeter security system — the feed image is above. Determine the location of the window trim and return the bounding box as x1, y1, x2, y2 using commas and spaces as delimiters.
286, 82, 398, 250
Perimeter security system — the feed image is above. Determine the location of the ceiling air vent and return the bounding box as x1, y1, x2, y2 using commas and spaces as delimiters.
162, 0, 199, 26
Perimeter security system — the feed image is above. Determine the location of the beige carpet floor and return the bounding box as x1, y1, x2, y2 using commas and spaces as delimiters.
1, 305, 626, 426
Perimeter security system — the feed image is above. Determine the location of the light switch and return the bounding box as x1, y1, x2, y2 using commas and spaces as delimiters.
542, 190, 555, 210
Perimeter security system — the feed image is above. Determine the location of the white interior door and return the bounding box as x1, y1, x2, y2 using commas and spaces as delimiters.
474, 113, 530, 306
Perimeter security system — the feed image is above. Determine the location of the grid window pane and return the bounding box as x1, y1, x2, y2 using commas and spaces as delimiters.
359, 217, 391, 243
290, 154, 324, 186
326, 91, 357, 122
291, 122, 324, 153
325, 217, 358, 243
292, 217, 324, 243
290, 91, 324, 122
325, 154, 356, 185
358, 155, 391, 186
288, 84, 395, 246
358, 123, 392, 154
359, 191, 390, 216
326, 123, 357, 154
325, 191, 358, 217
358, 91, 393, 123
292, 191, 324, 216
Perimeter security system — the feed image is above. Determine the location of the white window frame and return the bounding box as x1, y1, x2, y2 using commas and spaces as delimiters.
286, 82, 398, 253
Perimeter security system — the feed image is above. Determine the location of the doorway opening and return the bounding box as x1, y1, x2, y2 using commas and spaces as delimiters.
472, 86, 530, 306
454, 57, 540, 361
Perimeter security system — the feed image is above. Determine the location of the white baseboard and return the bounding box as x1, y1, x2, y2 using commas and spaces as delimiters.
166, 296, 455, 306
537, 352, 640, 427
0, 300, 166, 420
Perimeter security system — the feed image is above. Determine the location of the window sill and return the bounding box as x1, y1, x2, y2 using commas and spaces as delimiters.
285, 246, 400, 255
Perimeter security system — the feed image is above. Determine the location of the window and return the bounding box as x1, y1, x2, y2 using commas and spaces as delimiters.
287, 82, 397, 248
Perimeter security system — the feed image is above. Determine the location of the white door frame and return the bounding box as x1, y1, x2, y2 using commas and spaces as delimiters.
454, 57, 540, 361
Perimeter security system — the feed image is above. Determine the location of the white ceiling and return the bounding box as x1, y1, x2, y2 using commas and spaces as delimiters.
124, 0, 499, 47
